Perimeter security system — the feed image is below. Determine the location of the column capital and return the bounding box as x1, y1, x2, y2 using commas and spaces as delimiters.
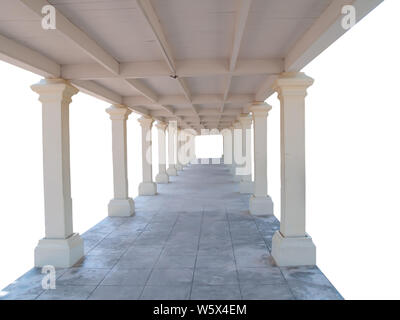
238, 113, 252, 128
106, 105, 131, 120
155, 121, 168, 131
274, 72, 314, 97
138, 116, 154, 128
233, 121, 242, 129
250, 102, 272, 117
31, 78, 78, 104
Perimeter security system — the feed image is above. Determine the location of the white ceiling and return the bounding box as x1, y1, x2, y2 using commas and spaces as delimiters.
0, 0, 383, 131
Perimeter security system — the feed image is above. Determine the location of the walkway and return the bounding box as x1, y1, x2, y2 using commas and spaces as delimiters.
0, 163, 342, 300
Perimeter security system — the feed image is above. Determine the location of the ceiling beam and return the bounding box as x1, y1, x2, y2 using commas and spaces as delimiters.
72, 80, 123, 105
123, 94, 254, 107
125, 79, 158, 103
219, 0, 252, 127
61, 59, 283, 80
18, 0, 191, 127
255, 75, 278, 102
285, 0, 384, 72
19, 0, 119, 75
0, 33, 60, 78
136, 0, 200, 125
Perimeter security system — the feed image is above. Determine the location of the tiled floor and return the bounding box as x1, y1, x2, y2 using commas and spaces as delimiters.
0, 162, 342, 300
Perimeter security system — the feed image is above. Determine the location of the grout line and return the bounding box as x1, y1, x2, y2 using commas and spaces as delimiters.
226, 207, 243, 300
253, 218, 297, 300
188, 206, 204, 300
86, 209, 161, 300
137, 180, 182, 299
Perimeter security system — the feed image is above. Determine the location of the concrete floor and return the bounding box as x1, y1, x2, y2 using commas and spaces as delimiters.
0, 163, 342, 300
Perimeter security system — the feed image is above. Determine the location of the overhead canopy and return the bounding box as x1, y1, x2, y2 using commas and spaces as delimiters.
0, 0, 382, 132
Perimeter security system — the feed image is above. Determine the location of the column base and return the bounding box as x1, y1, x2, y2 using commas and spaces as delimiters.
271, 231, 316, 266
239, 181, 254, 194
34, 233, 84, 268
249, 195, 274, 216
176, 163, 183, 171
108, 198, 135, 217
167, 166, 177, 176
155, 172, 169, 183
139, 182, 157, 196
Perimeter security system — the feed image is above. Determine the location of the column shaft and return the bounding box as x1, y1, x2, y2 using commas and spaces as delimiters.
167, 121, 177, 176
106, 105, 135, 216
31, 78, 83, 267
221, 129, 232, 166
138, 116, 157, 195
238, 114, 253, 193
271, 72, 316, 266
176, 129, 183, 171
155, 122, 169, 183
249, 103, 273, 215
232, 122, 242, 181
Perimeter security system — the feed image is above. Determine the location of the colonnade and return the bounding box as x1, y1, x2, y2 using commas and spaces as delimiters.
222, 72, 316, 266
30, 71, 316, 268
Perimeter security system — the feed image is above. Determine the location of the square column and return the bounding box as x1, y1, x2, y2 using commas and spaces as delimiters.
238, 114, 253, 194
106, 105, 135, 216
31, 78, 83, 267
232, 121, 242, 182
176, 128, 183, 171
155, 121, 169, 183
138, 116, 157, 195
178, 129, 189, 167
229, 127, 235, 174
189, 133, 197, 164
221, 128, 232, 166
249, 102, 274, 216
271, 72, 316, 266
166, 121, 178, 176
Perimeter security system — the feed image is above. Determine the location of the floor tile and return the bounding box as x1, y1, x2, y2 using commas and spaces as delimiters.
88, 285, 143, 300
194, 267, 239, 286
147, 268, 194, 286
155, 254, 197, 269
57, 268, 109, 286
101, 268, 152, 286
237, 267, 285, 285
240, 283, 294, 300
141, 285, 191, 300
191, 285, 241, 300
2, 164, 341, 300
37, 285, 96, 300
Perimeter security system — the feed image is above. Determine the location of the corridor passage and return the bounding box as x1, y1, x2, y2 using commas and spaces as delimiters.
1, 163, 341, 300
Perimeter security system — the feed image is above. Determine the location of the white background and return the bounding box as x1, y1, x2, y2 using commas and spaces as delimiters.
0, 0, 399, 299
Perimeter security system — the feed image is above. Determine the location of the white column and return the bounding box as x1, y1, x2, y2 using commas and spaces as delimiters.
232, 121, 242, 182
249, 103, 274, 216
229, 126, 235, 174
31, 78, 83, 267
176, 128, 183, 171
271, 72, 316, 266
155, 121, 169, 183
189, 133, 197, 164
238, 114, 253, 194
138, 116, 157, 195
221, 128, 232, 166
221, 132, 225, 162
167, 121, 178, 176
178, 129, 189, 167
106, 105, 135, 217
